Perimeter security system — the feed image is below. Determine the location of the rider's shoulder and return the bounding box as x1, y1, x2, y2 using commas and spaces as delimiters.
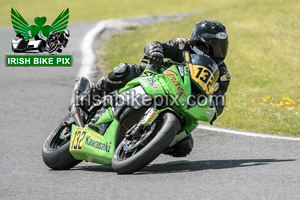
173, 38, 190, 50
174, 38, 190, 43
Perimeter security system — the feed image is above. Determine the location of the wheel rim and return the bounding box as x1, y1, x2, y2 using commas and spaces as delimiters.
48, 43, 57, 53
47, 125, 71, 151
116, 118, 164, 161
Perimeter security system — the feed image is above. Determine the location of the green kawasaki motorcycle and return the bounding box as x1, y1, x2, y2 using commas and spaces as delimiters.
42, 51, 220, 174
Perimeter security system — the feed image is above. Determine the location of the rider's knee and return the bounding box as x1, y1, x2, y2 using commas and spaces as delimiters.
108, 63, 130, 81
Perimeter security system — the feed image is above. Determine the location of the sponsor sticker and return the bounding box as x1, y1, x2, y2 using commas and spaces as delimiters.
206, 109, 212, 117
89, 132, 101, 140
216, 32, 228, 40
147, 77, 158, 91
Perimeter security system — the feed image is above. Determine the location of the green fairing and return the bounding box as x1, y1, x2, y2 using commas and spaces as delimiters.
70, 119, 119, 165
95, 107, 114, 124
119, 65, 216, 133
160, 65, 216, 131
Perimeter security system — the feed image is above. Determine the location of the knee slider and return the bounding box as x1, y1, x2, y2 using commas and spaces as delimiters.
108, 63, 130, 81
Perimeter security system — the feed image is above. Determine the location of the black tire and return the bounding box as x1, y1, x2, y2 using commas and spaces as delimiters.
112, 112, 181, 174
42, 114, 82, 170
48, 42, 58, 53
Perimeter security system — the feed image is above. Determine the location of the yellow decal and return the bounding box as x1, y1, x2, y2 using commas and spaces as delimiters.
89, 132, 101, 140
184, 52, 190, 62
145, 111, 157, 124
190, 65, 214, 94
70, 128, 88, 152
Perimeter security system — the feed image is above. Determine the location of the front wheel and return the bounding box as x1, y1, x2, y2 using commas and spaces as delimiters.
48, 42, 58, 53
112, 112, 181, 174
42, 114, 81, 170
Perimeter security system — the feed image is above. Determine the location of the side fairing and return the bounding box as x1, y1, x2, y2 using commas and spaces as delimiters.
69, 108, 118, 165
138, 76, 166, 97
162, 65, 191, 106
162, 65, 216, 123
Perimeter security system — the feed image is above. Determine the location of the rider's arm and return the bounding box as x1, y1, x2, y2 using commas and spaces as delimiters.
212, 62, 231, 118
216, 63, 231, 96
144, 38, 191, 63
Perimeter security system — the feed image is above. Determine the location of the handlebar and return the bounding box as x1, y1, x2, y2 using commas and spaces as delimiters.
140, 55, 185, 70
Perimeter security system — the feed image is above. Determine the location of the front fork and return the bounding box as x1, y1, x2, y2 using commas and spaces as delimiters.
69, 77, 91, 128
70, 104, 85, 127
125, 106, 187, 147
125, 107, 158, 139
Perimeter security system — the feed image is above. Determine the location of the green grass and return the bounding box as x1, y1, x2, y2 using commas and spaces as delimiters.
102, 0, 300, 136
2, 0, 227, 27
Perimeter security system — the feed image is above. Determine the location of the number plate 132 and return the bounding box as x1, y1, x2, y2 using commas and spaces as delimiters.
70, 129, 87, 151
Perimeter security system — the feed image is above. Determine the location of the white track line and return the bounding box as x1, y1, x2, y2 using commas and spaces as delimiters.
198, 124, 300, 141
78, 19, 112, 79
79, 15, 300, 141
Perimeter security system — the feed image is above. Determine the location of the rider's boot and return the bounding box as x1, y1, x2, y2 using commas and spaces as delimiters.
76, 76, 112, 111
163, 134, 194, 157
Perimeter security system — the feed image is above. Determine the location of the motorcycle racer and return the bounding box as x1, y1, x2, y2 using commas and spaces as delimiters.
47, 29, 70, 53
77, 20, 231, 157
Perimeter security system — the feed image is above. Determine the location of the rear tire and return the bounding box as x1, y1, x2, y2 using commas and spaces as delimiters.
42, 114, 81, 170
112, 112, 181, 174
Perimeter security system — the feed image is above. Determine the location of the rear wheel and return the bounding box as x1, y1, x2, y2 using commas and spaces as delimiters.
112, 112, 181, 174
42, 114, 81, 170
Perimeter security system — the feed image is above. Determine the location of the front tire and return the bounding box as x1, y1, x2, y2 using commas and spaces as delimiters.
48, 42, 58, 53
42, 114, 81, 170
112, 112, 181, 174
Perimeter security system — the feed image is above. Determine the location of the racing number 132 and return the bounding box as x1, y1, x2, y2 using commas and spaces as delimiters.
70, 130, 87, 151
195, 67, 211, 84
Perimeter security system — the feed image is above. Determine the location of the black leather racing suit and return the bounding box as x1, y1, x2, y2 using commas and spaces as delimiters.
93, 38, 231, 116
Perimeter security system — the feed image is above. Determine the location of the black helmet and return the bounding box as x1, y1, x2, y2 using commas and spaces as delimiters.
190, 20, 229, 65
64, 29, 70, 37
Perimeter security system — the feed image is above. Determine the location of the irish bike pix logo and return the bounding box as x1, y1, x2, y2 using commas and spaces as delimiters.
6, 8, 72, 67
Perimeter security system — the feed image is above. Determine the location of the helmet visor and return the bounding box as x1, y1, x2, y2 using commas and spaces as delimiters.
206, 40, 228, 64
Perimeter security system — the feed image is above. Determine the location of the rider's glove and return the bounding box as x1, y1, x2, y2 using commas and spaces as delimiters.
149, 52, 164, 66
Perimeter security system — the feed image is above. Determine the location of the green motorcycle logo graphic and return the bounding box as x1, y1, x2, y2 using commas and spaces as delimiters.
11, 8, 70, 53
11, 8, 69, 39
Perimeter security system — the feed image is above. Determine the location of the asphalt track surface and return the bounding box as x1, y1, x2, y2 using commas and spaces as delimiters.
1, 16, 300, 200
